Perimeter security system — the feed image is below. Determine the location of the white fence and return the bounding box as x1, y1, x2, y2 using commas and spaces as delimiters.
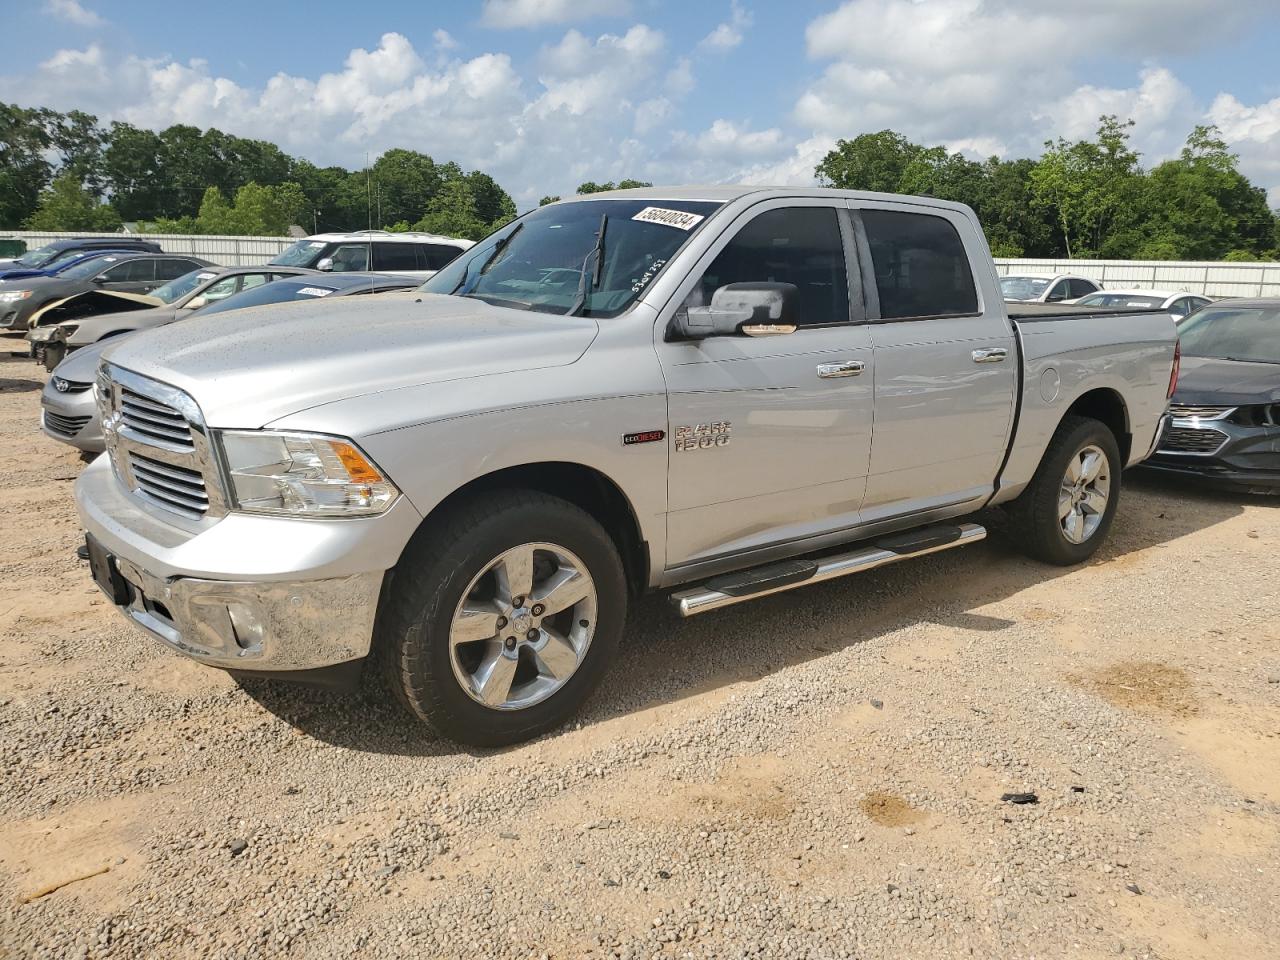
2, 231, 294, 266
995, 258, 1280, 298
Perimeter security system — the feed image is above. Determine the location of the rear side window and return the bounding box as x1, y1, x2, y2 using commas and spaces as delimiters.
696, 206, 850, 327
861, 210, 977, 320
372, 242, 419, 272
101, 259, 155, 282
421, 243, 464, 271
156, 258, 201, 280
1069, 278, 1098, 298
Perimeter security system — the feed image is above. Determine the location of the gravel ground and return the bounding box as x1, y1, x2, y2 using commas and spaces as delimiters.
1, 347, 1278, 960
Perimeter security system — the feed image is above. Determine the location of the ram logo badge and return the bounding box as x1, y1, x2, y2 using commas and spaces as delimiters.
674, 421, 731, 451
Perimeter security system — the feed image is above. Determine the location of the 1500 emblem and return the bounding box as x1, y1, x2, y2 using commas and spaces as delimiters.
674, 421, 731, 451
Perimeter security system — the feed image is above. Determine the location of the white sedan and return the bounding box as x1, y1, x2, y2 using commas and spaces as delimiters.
1000, 274, 1102, 304
1074, 289, 1212, 320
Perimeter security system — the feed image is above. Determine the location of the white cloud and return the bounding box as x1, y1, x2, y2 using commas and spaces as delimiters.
534, 25, 665, 116
691, 119, 786, 158
44, 0, 103, 27
480, 0, 629, 29
699, 2, 753, 52
433, 29, 459, 51
1208, 93, 1280, 207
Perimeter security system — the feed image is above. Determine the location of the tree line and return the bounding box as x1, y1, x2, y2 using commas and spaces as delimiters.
816, 117, 1279, 261
1, 104, 517, 240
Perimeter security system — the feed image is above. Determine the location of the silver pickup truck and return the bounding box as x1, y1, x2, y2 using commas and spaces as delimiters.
75, 187, 1178, 746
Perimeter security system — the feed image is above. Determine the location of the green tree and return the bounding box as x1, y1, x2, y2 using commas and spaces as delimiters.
575, 179, 652, 194
815, 131, 923, 192
24, 172, 122, 231
539, 195, 561, 206
414, 177, 487, 239
0, 103, 55, 226
1030, 116, 1142, 258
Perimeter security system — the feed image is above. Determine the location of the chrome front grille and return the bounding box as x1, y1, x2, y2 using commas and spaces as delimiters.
51, 377, 92, 394
1159, 425, 1228, 455
44, 411, 90, 437
127, 452, 209, 517
120, 386, 194, 450
1167, 404, 1234, 420
100, 363, 225, 521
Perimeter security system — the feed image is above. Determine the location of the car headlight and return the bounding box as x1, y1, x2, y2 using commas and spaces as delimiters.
217, 431, 399, 517
0, 289, 33, 302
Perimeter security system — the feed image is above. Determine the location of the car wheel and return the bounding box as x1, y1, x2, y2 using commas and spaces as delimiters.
378, 490, 627, 747
1006, 415, 1122, 566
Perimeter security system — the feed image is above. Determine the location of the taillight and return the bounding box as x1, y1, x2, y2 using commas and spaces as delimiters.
1167, 338, 1180, 399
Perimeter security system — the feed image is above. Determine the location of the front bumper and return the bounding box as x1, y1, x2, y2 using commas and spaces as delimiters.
41, 377, 104, 452
75, 456, 421, 671
1142, 415, 1280, 492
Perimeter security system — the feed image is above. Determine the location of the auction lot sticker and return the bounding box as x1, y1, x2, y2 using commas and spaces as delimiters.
632, 207, 705, 230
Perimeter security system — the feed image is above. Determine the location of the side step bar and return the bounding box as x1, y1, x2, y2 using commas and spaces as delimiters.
670, 522, 986, 617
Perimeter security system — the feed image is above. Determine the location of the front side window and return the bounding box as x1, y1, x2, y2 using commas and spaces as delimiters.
422, 199, 721, 317
270, 240, 327, 267
689, 206, 850, 327
862, 210, 978, 320
372, 242, 419, 271
1046, 280, 1071, 302
326, 243, 370, 271
202, 276, 241, 301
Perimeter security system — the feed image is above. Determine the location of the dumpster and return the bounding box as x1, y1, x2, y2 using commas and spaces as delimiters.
0, 238, 27, 258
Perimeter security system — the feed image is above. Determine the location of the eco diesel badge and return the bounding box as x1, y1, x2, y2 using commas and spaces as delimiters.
674, 422, 731, 452
622, 430, 665, 446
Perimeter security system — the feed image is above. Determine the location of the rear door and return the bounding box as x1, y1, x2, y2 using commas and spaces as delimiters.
849, 202, 1017, 523
656, 199, 875, 569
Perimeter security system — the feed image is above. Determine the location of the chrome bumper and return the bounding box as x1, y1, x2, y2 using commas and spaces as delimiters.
75, 455, 421, 671
109, 554, 382, 670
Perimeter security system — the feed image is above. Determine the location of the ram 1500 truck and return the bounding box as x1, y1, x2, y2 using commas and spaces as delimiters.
75, 187, 1179, 746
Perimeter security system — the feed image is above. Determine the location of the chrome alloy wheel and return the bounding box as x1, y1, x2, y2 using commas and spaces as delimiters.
1058, 444, 1111, 544
448, 542, 598, 711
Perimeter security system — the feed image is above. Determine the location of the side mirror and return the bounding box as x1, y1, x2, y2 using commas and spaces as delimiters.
185, 295, 208, 310
91, 275, 107, 284
316, 257, 334, 272
673, 282, 800, 340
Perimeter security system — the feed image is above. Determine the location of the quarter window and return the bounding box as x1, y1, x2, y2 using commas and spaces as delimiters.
693, 207, 850, 327
861, 210, 978, 320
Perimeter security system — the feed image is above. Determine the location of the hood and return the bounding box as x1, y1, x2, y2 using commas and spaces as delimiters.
53, 336, 112, 382
1173, 355, 1280, 407
30, 289, 166, 328
102, 292, 599, 427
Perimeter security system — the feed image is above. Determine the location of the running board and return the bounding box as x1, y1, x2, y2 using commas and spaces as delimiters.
670, 522, 986, 617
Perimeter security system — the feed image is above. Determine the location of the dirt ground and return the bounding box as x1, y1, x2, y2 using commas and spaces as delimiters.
1, 347, 1278, 959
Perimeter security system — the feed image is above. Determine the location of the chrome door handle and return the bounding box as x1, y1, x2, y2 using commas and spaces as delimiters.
971, 348, 1008, 363
817, 360, 864, 379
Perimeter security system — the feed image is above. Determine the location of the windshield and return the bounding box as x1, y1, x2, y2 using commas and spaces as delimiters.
1077, 293, 1165, 309
1177, 306, 1280, 364
151, 268, 218, 304
60, 255, 121, 280
13, 244, 61, 268
270, 240, 328, 267
422, 199, 722, 317
195, 279, 341, 316
1000, 276, 1051, 300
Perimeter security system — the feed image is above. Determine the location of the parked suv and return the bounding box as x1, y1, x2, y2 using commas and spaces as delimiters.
269, 230, 472, 280
1000, 274, 1101, 303
0, 237, 163, 274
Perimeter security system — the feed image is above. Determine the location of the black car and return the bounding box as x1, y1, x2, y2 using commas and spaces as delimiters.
192, 271, 418, 316
0, 237, 163, 274
0, 253, 212, 333
1145, 298, 1280, 492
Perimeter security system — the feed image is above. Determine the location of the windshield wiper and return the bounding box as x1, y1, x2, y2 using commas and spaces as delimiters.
453, 223, 524, 296
567, 214, 608, 317
1220, 356, 1280, 365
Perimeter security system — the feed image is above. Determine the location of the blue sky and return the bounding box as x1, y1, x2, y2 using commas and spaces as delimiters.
5, 0, 1280, 209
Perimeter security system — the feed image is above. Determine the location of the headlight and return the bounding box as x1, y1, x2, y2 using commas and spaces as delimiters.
0, 289, 33, 302
217, 431, 399, 517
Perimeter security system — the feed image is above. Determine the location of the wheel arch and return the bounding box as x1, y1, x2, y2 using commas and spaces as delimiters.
396, 461, 650, 596
1062, 387, 1131, 463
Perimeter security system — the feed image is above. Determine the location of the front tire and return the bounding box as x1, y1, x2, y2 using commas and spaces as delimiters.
378, 490, 627, 747
1006, 415, 1122, 566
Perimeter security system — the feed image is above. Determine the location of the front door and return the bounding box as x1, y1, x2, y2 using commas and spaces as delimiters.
656, 200, 875, 570
96, 258, 157, 294
850, 202, 1017, 522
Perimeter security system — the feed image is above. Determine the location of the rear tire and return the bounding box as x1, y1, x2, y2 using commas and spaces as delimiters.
1006, 415, 1122, 566
377, 490, 627, 747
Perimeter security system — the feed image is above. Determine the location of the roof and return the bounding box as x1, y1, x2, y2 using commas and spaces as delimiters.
1196, 297, 1280, 308
562, 184, 977, 214
304, 230, 472, 247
